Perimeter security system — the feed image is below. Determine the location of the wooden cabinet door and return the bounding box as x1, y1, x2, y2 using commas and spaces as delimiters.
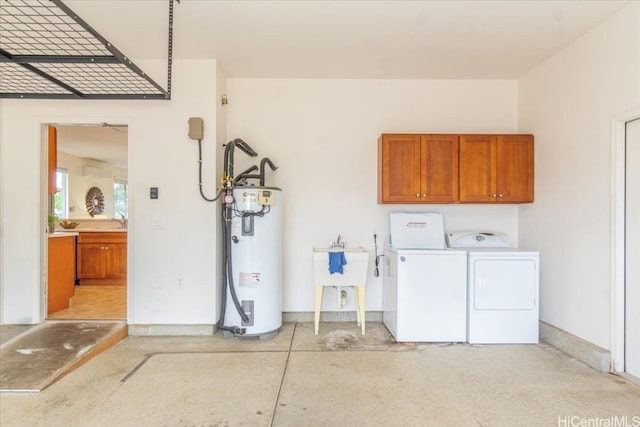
48, 236, 76, 314
421, 134, 459, 202
459, 134, 496, 202
76, 232, 127, 285
495, 135, 534, 202
47, 125, 57, 194
105, 243, 127, 280
77, 243, 106, 279
378, 134, 422, 203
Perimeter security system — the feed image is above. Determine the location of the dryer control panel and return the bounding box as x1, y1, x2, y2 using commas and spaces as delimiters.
446, 232, 513, 248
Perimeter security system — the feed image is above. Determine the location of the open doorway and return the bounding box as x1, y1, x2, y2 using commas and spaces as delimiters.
612, 108, 640, 384
624, 118, 640, 380
45, 123, 128, 321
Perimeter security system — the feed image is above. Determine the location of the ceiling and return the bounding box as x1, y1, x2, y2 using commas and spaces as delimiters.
56, 125, 128, 170
63, 0, 630, 80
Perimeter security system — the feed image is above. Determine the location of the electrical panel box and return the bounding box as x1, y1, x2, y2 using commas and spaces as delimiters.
188, 117, 204, 140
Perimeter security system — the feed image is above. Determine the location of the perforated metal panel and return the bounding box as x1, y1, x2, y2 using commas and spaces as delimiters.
0, 0, 171, 99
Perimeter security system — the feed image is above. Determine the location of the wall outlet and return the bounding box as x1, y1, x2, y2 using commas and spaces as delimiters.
177, 277, 184, 288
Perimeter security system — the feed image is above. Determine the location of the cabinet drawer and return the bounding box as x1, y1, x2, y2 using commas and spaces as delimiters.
77, 232, 127, 244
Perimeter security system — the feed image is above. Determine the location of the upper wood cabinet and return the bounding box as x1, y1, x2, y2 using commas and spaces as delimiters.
378, 134, 459, 204
48, 125, 57, 195
459, 134, 534, 203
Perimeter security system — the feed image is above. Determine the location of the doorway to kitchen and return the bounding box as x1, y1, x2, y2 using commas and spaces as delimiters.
45, 123, 129, 321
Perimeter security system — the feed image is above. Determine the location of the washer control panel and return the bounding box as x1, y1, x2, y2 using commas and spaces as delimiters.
446, 232, 513, 248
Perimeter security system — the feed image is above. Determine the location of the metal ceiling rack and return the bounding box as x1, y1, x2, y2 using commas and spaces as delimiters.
0, 0, 173, 100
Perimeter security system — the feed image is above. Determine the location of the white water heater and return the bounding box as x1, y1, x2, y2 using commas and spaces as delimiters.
226, 186, 283, 336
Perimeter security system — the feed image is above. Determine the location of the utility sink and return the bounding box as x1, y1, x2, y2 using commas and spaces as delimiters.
312, 246, 370, 335
312, 246, 369, 286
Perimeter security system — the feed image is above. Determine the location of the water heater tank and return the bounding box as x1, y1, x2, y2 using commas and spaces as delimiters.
226, 186, 283, 337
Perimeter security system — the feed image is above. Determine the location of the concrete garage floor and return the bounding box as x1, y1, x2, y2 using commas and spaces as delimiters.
1, 322, 639, 426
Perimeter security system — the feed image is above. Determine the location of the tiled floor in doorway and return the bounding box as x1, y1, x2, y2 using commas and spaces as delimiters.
1, 322, 639, 426
47, 286, 126, 320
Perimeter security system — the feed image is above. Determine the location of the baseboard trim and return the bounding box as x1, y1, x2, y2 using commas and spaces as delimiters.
127, 314, 383, 336
540, 321, 611, 372
128, 324, 215, 336
283, 311, 383, 323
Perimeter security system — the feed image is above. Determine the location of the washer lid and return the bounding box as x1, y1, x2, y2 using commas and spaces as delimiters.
446, 232, 513, 248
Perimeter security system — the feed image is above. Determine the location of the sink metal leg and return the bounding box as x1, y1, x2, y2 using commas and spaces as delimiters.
314, 286, 323, 334
355, 289, 361, 327
356, 286, 365, 335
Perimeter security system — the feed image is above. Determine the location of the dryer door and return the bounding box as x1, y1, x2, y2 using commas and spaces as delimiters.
473, 259, 536, 310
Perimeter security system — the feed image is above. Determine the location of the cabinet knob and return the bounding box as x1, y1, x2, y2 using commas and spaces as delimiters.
422, 193, 427, 197
492, 194, 497, 198
498, 194, 503, 198
416, 194, 420, 198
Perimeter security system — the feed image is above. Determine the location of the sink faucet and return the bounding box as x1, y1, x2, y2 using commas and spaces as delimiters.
116, 212, 127, 229
330, 235, 345, 249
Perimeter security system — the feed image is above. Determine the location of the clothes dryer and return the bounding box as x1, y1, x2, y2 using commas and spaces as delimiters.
448, 232, 539, 344
467, 250, 539, 343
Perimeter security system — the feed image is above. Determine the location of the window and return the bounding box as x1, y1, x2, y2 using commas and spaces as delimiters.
114, 180, 128, 218
54, 169, 68, 218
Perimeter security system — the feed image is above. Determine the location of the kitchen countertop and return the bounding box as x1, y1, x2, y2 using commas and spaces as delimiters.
49, 232, 79, 238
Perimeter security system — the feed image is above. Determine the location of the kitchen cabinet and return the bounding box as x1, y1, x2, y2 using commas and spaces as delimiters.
48, 125, 57, 194
378, 134, 459, 203
459, 134, 534, 203
77, 232, 127, 285
48, 234, 76, 314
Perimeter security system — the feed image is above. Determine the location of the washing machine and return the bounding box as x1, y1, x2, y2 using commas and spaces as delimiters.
448, 232, 540, 344
383, 247, 467, 342
382, 213, 468, 342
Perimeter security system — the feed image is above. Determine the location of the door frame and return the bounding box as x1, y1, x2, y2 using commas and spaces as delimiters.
40, 117, 133, 323
610, 106, 640, 374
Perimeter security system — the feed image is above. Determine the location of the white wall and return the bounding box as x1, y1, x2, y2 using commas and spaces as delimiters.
214, 64, 228, 322
0, 67, 536, 324
226, 79, 520, 313
0, 60, 220, 325
518, 3, 640, 350
57, 152, 127, 219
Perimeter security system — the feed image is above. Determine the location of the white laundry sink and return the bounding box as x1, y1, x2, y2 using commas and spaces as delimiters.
312, 246, 369, 286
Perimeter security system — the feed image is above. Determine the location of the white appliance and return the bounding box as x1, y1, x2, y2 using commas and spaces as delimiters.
383, 247, 467, 342
447, 231, 512, 248
226, 187, 283, 337
383, 212, 467, 342
449, 232, 539, 344
390, 212, 446, 249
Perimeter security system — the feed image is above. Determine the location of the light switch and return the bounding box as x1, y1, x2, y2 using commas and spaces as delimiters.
150, 187, 158, 199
